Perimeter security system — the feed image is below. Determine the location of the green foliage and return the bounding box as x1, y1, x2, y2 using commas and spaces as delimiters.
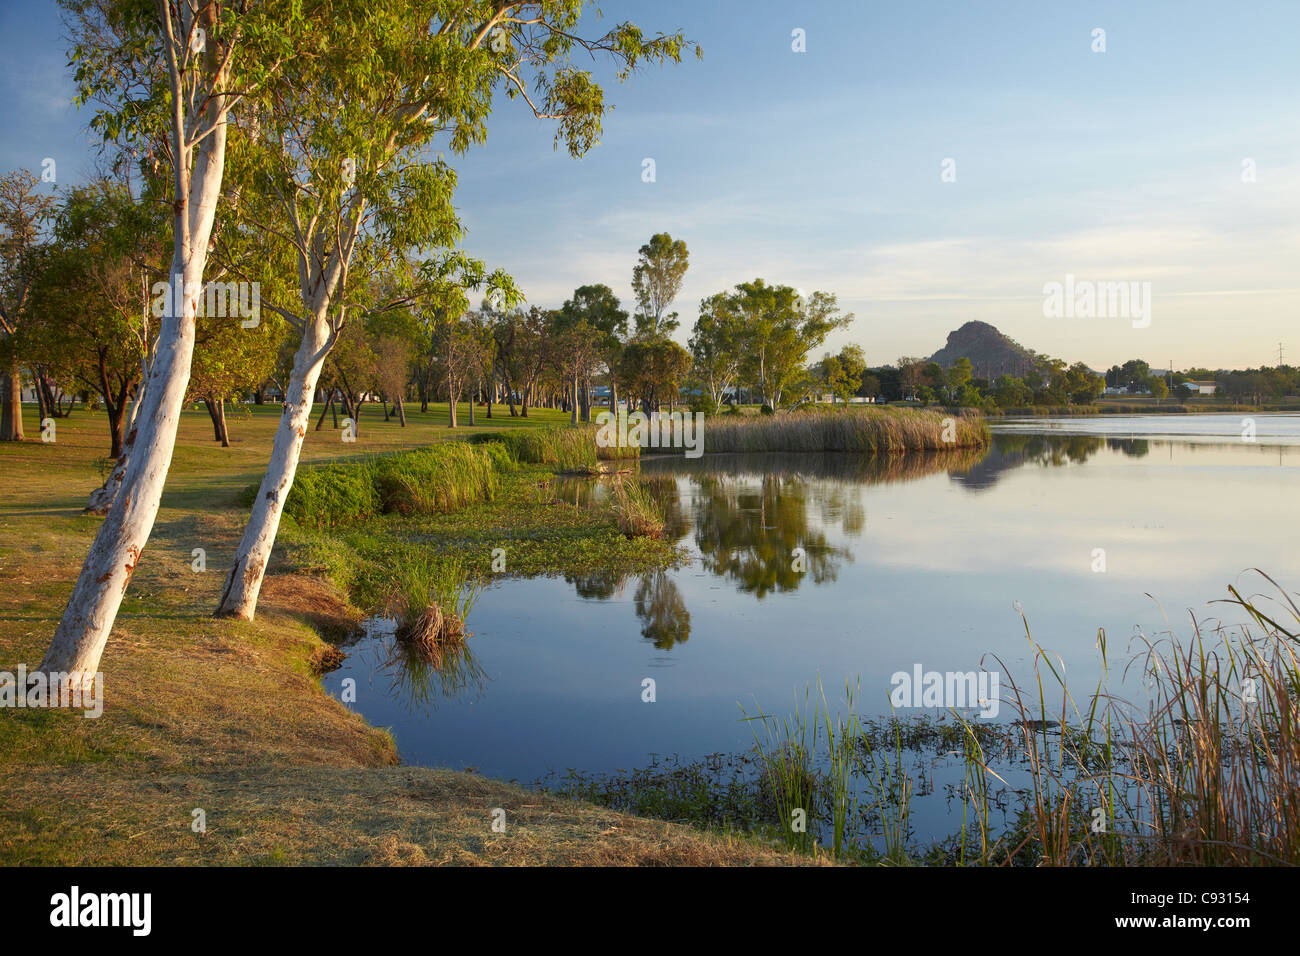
281, 464, 378, 530
371, 442, 500, 515
617, 339, 691, 412
473, 424, 636, 472
243, 440, 508, 530
690, 279, 852, 411
632, 233, 689, 338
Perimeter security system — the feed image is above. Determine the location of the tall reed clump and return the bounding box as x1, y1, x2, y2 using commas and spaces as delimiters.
699, 406, 990, 454
954, 570, 1300, 866
243, 441, 506, 530
371, 442, 500, 515
272, 463, 378, 530
742, 679, 863, 859
387, 556, 481, 667
474, 425, 639, 473
608, 477, 664, 538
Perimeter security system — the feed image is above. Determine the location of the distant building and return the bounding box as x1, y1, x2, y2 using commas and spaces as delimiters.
1184, 380, 1218, 396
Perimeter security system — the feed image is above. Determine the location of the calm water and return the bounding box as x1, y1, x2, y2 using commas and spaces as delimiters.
325, 414, 1299, 839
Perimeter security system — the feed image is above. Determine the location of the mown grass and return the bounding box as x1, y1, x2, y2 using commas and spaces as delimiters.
698, 406, 990, 454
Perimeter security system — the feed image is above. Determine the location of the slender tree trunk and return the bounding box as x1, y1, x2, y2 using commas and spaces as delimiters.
395, 394, 406, 427
448, 392, 457, 428
216, 308, 332, 620
43, 142, 226, 676
40, 373, 59, 417
104, 398, 127, 460
33, 369, 47, 423
216, 398, 229, 447
0, 359, 23, 441
86, 374, 144, 515
315, 389, 333, 430
499, 361, 518, 416
206, 396, 224, 441
570, 373, 578, 424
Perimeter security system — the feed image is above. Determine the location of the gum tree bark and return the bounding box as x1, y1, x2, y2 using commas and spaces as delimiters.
216, 1, 696, 621
41, 2, 235, 680
216, 284, 345, 619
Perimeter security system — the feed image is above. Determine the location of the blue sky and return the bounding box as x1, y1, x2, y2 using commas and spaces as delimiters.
2, 0, 1297, 370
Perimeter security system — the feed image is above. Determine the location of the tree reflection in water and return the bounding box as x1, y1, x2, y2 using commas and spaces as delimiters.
565, 446, 1006, 646
633, 571, 691, 649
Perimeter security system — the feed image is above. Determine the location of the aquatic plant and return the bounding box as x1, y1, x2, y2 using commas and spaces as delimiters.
240, 441, 505, 530
473, 425, 637, 473
387, 557, 481, 666
696, 406, 990, 454
608, 477, 665, 538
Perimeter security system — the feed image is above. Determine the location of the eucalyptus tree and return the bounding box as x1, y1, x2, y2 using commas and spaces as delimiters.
550, 311, 599, 423
434, 311, 486, 428
27, 182, 164, 458
631, 233, 689, 339
619, 338, 690, 413
725, 280, 852, 411
42, 0, 306, 680
216, 2, 694, 620
688, 291, 746, 413
559, 283, 627, 414
0, 170, 56, 442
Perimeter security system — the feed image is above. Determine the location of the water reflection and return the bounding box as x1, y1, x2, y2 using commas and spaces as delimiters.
341, 616, 488, 713
325, 423, 1300, 839
559, 440, 1177, 623
691, 473, 847, 596
634, 571, 692, 649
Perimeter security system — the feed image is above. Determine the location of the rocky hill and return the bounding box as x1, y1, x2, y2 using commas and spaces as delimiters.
928, 321, 1043, 377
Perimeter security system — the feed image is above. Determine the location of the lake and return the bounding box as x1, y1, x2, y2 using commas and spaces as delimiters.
324, 413, 1299, 844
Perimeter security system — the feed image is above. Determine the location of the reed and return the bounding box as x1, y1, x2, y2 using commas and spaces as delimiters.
613, 572, 1300, 866
386, 557, 481, 667
474, 426, 605, 473
607, 477, 665, 538
370, 442, 500, 515
698, 406, 990, 454
244, 441, 505, 530
955, 570, 1300, 866
742, 679, 863, 858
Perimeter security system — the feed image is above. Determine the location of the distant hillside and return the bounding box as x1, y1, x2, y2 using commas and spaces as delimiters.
928, 321, 1044, 377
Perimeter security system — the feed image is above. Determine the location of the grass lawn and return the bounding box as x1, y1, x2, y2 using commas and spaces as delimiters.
0, 403, 819, 866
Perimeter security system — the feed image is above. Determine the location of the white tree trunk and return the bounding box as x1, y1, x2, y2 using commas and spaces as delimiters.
42, 126, 227, 680
215, 311, 332, 619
